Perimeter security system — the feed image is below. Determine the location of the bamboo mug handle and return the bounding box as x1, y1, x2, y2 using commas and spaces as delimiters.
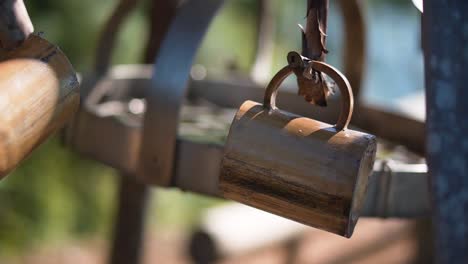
263, 60, 354, 130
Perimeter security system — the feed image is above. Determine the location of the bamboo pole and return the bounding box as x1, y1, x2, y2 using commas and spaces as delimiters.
0, 34, 80, 179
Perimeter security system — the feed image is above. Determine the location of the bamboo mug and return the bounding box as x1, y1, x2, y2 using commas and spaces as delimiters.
219, 60, 376, 237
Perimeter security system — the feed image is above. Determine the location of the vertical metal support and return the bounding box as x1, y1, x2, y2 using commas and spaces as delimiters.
91, 1, 149, 263
142, 0, 180, 62
139, 0, 225, 185
423, 1, 468, 262
109, 1, 180, 263
338, 0, 366, 99
94, 0, 139, 76
109, 177, 149, 264
250, 0, 275, 83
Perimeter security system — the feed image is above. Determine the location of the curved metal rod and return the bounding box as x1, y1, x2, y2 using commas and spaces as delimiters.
263, 61, 354, 130
142, 0, 180, 63
139, 0, 226, 186
94, 0, 140, 75
250, 0, 275, 83
263, 66, 293, 109
339, 0, 366, 100
82, 0, 140, 108
311, 61, 354, 130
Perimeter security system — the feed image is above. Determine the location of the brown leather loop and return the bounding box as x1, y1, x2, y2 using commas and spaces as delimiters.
263, 60, 354, 130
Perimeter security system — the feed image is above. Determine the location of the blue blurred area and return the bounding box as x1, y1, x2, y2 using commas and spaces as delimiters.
363, 3, 424, 107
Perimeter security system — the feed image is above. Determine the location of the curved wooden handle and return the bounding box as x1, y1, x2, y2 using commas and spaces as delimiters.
263, 61, 354, 130
0, 34, 80, 179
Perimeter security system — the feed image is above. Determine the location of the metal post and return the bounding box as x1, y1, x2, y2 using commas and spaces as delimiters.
109, 1, 179, 263
423, 1, 468, 262
109, 176, 149, 264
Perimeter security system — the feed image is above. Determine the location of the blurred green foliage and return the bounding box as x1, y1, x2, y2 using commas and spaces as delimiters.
0, 0, 415, 256
0, 139, 116, 255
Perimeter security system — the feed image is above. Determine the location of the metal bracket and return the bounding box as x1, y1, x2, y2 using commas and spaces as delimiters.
362, 160, 431, 217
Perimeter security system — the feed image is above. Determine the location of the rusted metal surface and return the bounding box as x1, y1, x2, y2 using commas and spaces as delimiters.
423, 1, 468, 262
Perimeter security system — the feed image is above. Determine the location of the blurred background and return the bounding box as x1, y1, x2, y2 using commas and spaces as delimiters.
0, 0, 425, 263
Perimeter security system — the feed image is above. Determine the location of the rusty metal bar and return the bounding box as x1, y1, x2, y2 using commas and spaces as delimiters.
109, 176, 149, 264
338, 0, 366, 98
83, 1, 149, 263
93, 0, 139, 76
142, 0, 180, 62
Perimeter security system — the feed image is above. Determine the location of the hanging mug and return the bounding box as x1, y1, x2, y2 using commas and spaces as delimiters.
219, 57, 376, 237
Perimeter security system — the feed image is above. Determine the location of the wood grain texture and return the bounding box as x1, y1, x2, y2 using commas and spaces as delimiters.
0, 34, 80, 179
220, 101, 376, 237
220, 63, 374, 237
